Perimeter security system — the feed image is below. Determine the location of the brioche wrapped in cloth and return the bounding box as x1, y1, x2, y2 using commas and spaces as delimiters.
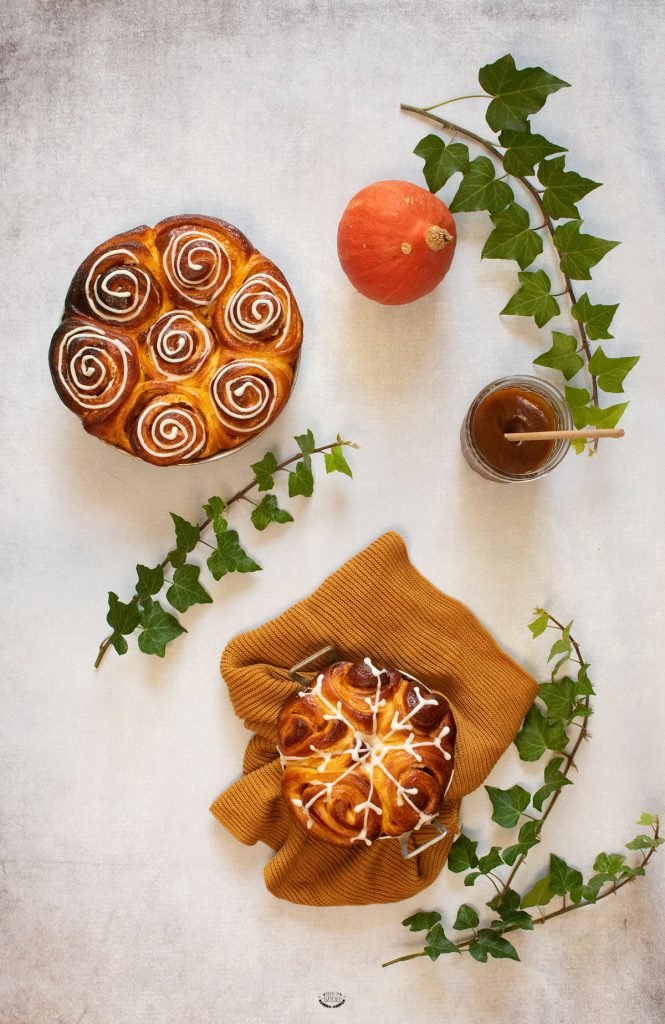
210, 532, 537, 906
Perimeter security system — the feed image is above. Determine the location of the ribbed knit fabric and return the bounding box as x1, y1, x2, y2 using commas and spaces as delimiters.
210, 531, 537, 906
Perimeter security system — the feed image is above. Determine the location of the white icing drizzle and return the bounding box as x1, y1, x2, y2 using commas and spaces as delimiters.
85, 248, 153, 323
279, 660, 454, 847
146, 310, 212, 378
209, 361, 278, 433
224, 273, 291, 347
134, 399, 206, 461
162, 230, 230, 305
55, 324, 132, 411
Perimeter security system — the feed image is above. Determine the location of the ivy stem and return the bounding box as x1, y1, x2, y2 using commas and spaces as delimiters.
94, 439, 358, 668
382, 826, 659, 966
422, 94, 488, 111
399, 103, 600, 447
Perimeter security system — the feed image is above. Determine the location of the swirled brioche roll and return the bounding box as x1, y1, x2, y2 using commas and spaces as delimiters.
277, 658, 456, 848
48, 214, 303, 466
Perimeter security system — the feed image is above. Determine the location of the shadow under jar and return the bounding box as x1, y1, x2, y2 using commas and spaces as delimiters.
461, 376, 573, 482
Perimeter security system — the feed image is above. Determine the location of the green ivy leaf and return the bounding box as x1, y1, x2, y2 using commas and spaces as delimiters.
520, 874, 556, 909
324, 444, 353, 477
501, 269, 560, 328
468, 940, 489, 963
576, 664, 595, 696
165, 563, 213, 614
250, 494, 294, 532
533, 332, 584, 381
549, 854, 583, 897
625, 834, 665, 851
251, 452, 278, 492
170, 513, 200, 554
498, 128, 567, 176
288, 456, 314, 498
135, 564, 164, 601
137, 599, 185, 657
587, 347, 639, 394
295, 429, 316, 455
478, 846, 503, 874
593, 853, 626, 877
539, 677, 578, 720
481, 202, 543, 270
464, 872, 483, 887
402, 910, 441, 932
448, 833, 479, 873
528, 611, 549, 637
584, 402, 629, 429
109, 633, 129, 655
203, 496, 228, 535
490, 908, 534, 932
564, 385, 592, 429
472, 928, 520, 961
636, 813, 659, 827
449, 155, 514, 214
453, 904, 480, 930
571, 292, 619, 341
532, 756, 572, 812
487, 888, 520, 913
501, 820, 541, 865
515, 705, 568, 762
168, 548, 187, 569
537, 156, 601, 220
414, 134, 470, 192
107, 592, 140, 635
486, 784, 531, 829
479, 53, 569, 132
618, 865, 646, 880
553, 219, 619, 280
424, 923, 460, 959
206, 530, 261, 581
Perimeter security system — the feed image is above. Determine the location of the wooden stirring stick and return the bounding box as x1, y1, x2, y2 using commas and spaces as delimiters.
504, 428, 625, 442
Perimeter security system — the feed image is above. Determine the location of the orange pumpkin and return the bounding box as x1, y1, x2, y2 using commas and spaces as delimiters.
337, 179, 457, 305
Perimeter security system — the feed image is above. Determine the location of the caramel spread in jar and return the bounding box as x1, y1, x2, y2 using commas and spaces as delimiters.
471, 386, 557, 475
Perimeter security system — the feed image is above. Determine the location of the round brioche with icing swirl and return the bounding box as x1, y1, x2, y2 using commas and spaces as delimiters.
277, 659, 456, 848
49, 215, 302, 466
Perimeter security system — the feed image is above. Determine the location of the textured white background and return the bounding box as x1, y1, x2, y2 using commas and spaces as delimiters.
2, 1, 664, 1021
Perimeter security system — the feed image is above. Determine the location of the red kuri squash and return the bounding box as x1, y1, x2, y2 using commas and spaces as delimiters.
337, 179, 457, 305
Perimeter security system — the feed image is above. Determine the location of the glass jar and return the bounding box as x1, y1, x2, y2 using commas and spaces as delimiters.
460, 375, 573, 482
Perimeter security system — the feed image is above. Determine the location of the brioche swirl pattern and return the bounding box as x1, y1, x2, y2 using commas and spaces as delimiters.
278, 659, 456, 848
49, 215, 303, 465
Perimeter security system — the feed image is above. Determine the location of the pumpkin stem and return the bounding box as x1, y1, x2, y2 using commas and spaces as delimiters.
425, 225, 453, 251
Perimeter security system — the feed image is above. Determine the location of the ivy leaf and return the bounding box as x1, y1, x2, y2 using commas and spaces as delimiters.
206, 530, 261, 581
532, 756, 572, 812
295, 429, 316, 455
576, 664, 595, 696
514, 705, 568, 762
501, 820, 541, 865
170, 513, 200, 554
582, 874, 610, 903
109, 633, 128, 655
166, 563, 213, 614
501, 269, 560, 328
549, 854, 583, 898
288, 456, 314, 498
528, 610, 549, 638
490, 908, 534, 932
468, 940, 488, 963
479, 53, 570, 132
533, 332, 584, 381
168, 548, 187, 569
571, 292, 619, 341
135, 564, 164, 601
587, 347, 639, 394
553, 220, 619, 280
448, 833, 479, 873
453, 904, 480, 931
203, 496, 228, 535
464, 872, 483, 887
481, 202, 543, 270
618, 865, 646, 880
449, 156, 514, 214
472, 928, 520, 961
625, 834, 665, 851
137, 599, 185, 657
250, 494, 294, 532
520, 874, 556, 909
251, 451, 278, 492
499, 128, 566, 177
424, 923, 460, 959
324, 444, 353, 477
584, 402, 629, 429
539, 676, 578, 720
537, 156, 601, 220
478, 846, 503, 874
414, 134, 470, 192
107, 592, 140, 635
593, 853, 626, 877
402, 910, 441, 932
564, 385, 592, 429
486, 785, 531, 829
636, 813, 659, 827
487, 888, 521, 913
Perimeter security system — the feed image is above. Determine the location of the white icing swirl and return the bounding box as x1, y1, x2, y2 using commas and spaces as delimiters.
224, 273, 290, 347
209, 361, 279, 434
146, 310, 212, 378
85, 248, 154, 323
163, 230, 230, 305
134, 399, 207, 461
55, 324, 133, 413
